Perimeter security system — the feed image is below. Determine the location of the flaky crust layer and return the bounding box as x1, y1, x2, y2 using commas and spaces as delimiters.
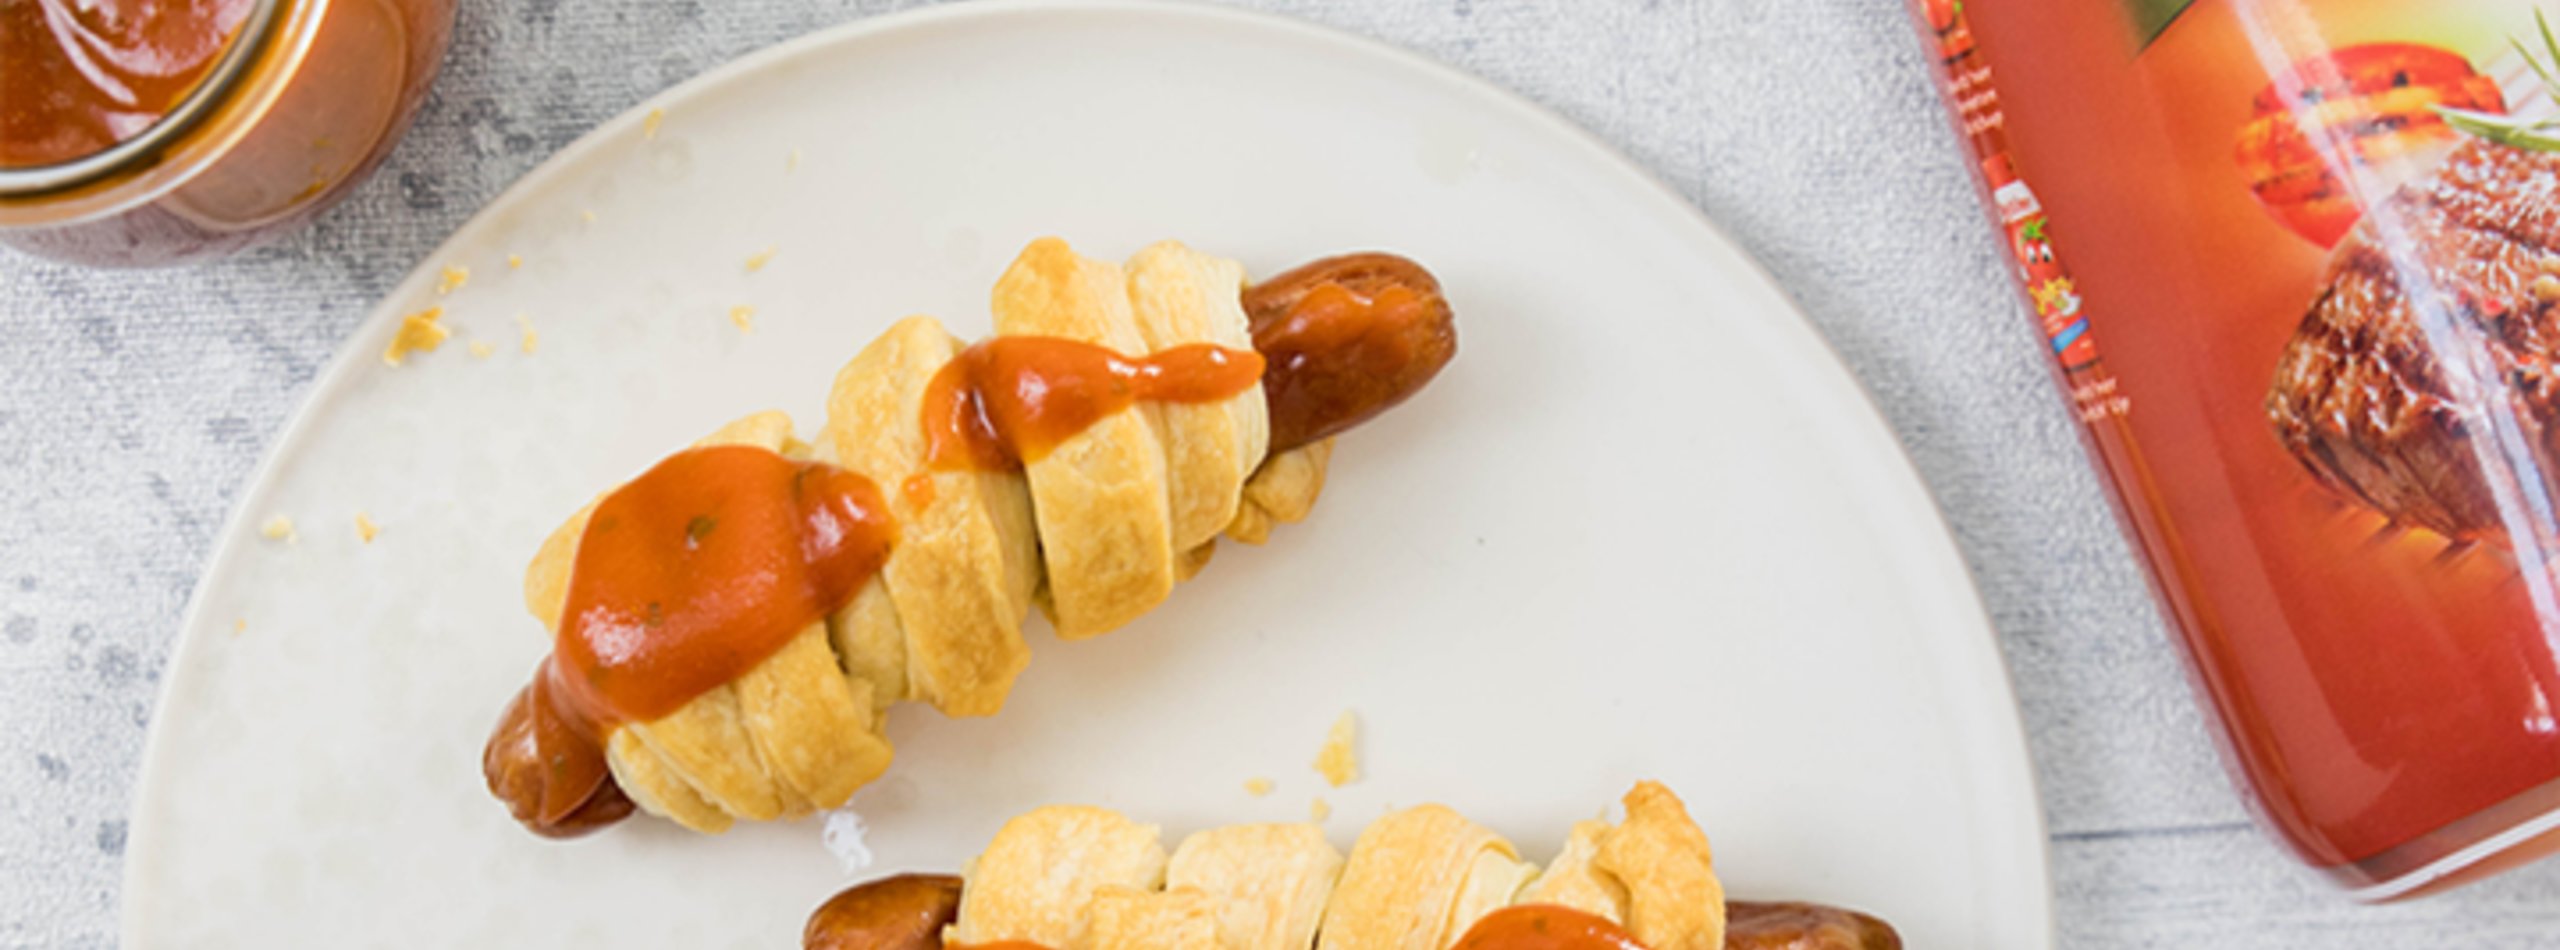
1318, 805, 1527, 950
952, 806, 1169, 948
1125, 241, 1271, 555
1166, 824, 1344, 950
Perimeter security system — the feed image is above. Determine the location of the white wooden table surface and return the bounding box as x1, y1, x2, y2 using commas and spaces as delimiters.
6, 1, 2560, 946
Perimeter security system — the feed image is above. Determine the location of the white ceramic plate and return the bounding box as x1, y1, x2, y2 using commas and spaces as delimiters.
122, 2, 2053, 946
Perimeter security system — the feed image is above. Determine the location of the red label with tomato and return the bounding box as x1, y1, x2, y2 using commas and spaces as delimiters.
1985, 156, 2097, 370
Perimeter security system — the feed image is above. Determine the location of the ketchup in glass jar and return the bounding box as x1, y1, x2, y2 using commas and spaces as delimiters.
0, 0, 457, 266
0, 0, 255, 167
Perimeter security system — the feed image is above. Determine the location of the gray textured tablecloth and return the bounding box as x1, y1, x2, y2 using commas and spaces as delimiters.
7, 0, 2560, 946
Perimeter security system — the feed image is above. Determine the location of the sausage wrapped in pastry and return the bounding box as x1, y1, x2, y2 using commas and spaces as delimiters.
807, 782, 1902, 950
484, 238, 1459, 836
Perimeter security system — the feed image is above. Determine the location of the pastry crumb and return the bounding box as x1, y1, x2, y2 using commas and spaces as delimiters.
507, 254, 524, 270
744, 245, 777, 273
469, 340, 496, 360
579, 209, 597, 224
354, 512, 380, 543
787, 148, 802, 172
643, 107, 665, 140
1244, 777, 1275, 797
1313, 710, 1359, 788
258, 515, 297, 542
231, 618, 246, 636
516, 314, 539, 354
1309, 797, 1332, 822
728, 305, 756, 333
382, 306, 449, 366
437, 265, 469, 295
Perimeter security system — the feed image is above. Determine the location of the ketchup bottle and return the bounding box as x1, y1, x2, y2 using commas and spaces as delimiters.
1913, 0, 2560, 898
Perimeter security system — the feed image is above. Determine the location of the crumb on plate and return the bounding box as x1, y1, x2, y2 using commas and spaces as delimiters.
259, 515, 297, 542
580, 209, 596, 224
1244, 777, 1275, 797
382, 306, 449, 366
517, 314, 540, 354
1313, 710, 1359, 788
787, 148, 802, 172
507, 254, 524, 270
821, 804, 874, 874
745, 246, 777, 273
231, 618, 246, 636
469, 340, 496, 360
644, 107, 665, 140
729, 305, 756, 333
354, 512, 380, 543
1310, 797, 1332, 822
437, 265, 469, 295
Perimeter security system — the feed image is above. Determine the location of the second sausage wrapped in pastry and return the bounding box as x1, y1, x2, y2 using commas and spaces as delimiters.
808, 781, 1880, 950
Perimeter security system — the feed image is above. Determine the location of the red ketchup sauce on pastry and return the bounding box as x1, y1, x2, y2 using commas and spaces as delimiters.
1452, 905, 1652, 950
485, 446, 895, 837
920, 337, 1265, 473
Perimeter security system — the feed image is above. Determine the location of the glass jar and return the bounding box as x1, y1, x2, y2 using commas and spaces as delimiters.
0, 0, 457, 267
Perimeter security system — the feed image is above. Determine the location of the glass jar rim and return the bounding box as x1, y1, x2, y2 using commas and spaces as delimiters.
0, 0, 290, 197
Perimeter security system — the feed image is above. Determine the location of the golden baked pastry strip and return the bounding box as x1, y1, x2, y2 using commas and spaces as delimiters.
1166, 824, 1344, 950
951, 806, 1171, 949
1124, 241, 1272, 555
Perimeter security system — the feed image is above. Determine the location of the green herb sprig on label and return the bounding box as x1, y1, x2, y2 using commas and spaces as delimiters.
2441, 9, 2560, 152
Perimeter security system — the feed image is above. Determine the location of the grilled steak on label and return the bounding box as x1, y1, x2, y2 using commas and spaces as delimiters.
2267, 140, 2560, 542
